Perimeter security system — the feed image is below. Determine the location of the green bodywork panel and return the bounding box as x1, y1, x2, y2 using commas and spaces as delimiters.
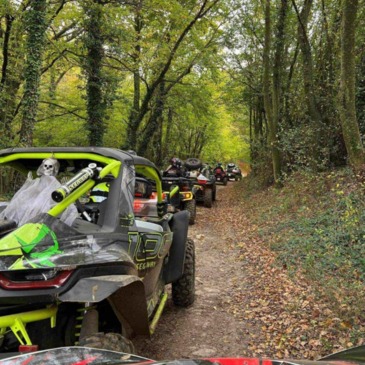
0, 222, 61, 268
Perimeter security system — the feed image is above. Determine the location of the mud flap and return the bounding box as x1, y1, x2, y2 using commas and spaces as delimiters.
58, 275, 150, 336
163, 210, 189, 284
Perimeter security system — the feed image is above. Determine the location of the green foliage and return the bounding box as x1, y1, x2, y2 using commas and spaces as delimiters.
2, 0, 365, 175
2, 0, 249, 162
246, 168, 365, 322
223, 0, 365, 179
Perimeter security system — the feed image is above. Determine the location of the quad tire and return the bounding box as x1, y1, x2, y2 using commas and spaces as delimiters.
172, 238, 195, 307
79, 332, 135, 354
203, 188, 213, 208
212, 185, 217, 201
184, 199, 196, 225
185, 158, 202, 170
223, 177, 228, 186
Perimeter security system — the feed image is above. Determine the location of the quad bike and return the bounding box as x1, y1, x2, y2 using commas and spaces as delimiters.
161, 177, 197, 225
226, 163, 242, 181
0, 147, 195, 353
213, 166, 228, 186
232, 167, 243, 181
184, 159, 216, 208
132, 176, 196, 225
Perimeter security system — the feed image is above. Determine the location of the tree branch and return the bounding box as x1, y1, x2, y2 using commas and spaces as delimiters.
38, 101, 87, 120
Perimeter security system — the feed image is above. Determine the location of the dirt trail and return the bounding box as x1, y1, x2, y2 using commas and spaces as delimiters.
134, 182, 255, 360
134, 179, 355, 362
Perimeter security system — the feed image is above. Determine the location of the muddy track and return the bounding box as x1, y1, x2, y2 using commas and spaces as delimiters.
134, 182, 254, 360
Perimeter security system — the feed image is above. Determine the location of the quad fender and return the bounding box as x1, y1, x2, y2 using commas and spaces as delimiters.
319, 344, 365, 362
59, 275, 150, 336
164, 210, 189, 284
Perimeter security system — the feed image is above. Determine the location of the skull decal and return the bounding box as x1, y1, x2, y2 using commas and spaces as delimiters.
37, 158, 60, 177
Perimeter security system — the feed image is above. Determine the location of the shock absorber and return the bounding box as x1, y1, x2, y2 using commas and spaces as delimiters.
75, 303, 99, 345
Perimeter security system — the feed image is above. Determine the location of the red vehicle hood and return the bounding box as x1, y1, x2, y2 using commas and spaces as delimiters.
1, 346, 365, 365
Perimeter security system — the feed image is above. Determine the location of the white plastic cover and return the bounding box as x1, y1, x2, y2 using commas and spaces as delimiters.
0, 174, 78, 226
197, 173, 208, 181
188, 170, 199, 178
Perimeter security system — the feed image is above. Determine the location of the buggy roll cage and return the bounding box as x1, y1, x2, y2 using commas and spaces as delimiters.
0, 148, 166, 225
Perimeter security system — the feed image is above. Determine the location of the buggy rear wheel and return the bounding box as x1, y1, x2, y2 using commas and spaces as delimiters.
172, 238, 195, 307
79, 332, 135, 353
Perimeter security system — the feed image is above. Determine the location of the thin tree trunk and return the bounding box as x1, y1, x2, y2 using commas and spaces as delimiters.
83, 0, 105, 146
263, 0, 272, 145
271, 0, 287, 184
263, 0, 282, 184
0, 13, 20, 146
128, 1, 143, 150
284, 42, 299, 127
162, 107, 173, 163
339, 0, 365, 170
19, 0, 47, 146
0, 15, 14, 91
138, 82, 166, 156
292, 0, 323, 166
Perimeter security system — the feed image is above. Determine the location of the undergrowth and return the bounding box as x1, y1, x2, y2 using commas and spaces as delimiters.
242, 167, 365, 326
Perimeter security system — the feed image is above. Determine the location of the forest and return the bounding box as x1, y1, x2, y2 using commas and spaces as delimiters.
2, 0, 365, 357
1, 0, 365, 180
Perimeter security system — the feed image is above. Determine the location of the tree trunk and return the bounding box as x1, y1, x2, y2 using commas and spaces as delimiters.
83, 0, 105, 147
293, 0, 323, 166
137, 82, 166, 157
19, 0, 47, 146
263, 0, 282, 185
0, 13, 21, 147
262, 0, 272, 145
271, 0, 287, 184
339, 0, 365, 170
127, 1, 143, 151
161, 107, 173, 163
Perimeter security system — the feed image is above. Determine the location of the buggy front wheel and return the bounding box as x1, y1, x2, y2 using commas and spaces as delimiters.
172, 238, 195, 307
